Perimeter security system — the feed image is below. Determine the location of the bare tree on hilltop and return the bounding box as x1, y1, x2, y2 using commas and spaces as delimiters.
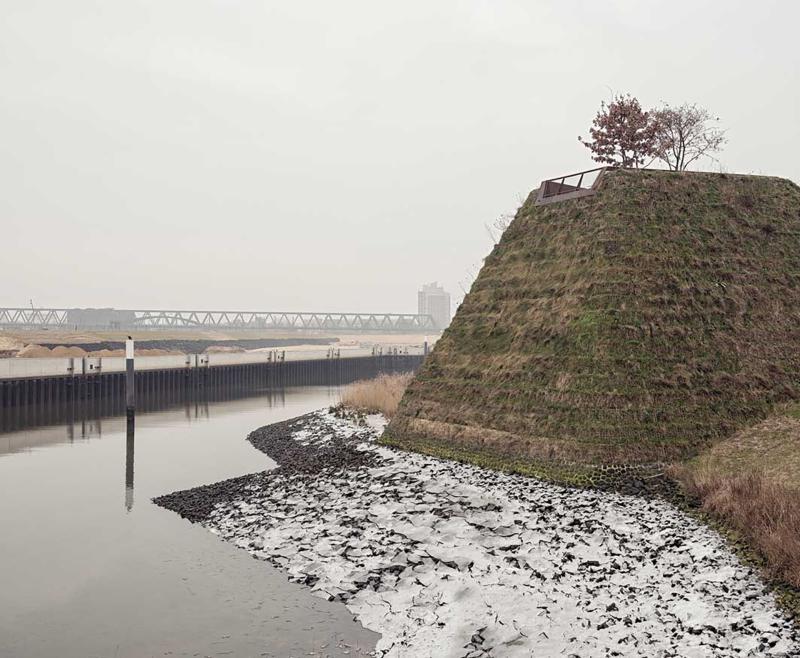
578, 94, 659, 168
652, 103, 726, 170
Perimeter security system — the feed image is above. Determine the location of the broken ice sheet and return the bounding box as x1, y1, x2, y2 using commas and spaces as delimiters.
187, 409, 799, 657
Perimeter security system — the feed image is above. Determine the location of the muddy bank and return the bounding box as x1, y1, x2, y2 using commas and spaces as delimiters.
155, 411, 799, 657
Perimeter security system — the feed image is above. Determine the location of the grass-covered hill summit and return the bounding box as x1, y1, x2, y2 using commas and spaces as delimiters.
386, 168, 800, 474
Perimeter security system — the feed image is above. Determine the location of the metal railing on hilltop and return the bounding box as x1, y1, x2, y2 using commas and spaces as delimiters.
536, 166, 607, 205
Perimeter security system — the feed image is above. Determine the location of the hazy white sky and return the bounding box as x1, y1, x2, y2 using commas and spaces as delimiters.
2, 1, 798, 313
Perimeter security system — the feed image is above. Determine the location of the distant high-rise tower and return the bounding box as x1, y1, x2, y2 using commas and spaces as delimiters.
418, 282, 451, 331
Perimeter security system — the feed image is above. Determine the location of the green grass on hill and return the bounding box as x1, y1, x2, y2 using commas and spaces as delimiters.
387, 168, 800, 468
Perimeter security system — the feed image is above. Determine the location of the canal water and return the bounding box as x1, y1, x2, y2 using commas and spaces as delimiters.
0, 387, 378, 658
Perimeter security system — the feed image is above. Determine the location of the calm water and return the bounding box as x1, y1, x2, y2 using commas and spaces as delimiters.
0, 387, 377, 658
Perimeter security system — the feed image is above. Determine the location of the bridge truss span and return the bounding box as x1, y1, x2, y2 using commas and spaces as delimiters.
0, 307, 439, 333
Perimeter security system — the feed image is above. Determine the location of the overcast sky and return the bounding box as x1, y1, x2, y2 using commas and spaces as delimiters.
2, 1, 798, 314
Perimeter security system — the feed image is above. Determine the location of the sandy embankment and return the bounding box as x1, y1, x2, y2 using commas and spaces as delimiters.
1, 329, 438, 360
0, 336, 25, 357
13, 344, 182, 358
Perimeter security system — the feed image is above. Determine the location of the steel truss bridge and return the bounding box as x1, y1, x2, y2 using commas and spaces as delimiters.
0, 307, 439, 333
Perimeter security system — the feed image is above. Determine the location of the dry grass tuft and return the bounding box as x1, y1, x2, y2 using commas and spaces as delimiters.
670, 463, 800, 588
341, 373, 413, 418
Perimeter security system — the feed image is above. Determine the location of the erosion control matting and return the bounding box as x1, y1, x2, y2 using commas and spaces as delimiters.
387, 169, 800, 472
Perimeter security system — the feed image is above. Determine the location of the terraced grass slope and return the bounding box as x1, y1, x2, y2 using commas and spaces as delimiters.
385, 169, 800, 472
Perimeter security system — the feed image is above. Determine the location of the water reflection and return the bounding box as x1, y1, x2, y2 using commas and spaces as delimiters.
0, 383, 316, 511
0, 384, 292, 453
0, 370, 366, 514
125, 414, 135, 512
0, 385, 378, 657
0, 382, 322, 521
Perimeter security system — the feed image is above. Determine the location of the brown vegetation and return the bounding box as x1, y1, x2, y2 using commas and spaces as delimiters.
668, 403, 800, 598
671, 463, 800, 588
341, 373, 413, 418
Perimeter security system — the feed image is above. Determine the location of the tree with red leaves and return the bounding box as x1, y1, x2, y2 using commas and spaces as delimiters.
579, 94, 659, 168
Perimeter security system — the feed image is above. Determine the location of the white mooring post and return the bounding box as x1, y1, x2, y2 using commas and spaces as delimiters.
125, 337, 135, 415
125, 336, 135, 510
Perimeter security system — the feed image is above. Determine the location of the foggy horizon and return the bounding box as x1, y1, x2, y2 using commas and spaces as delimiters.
3, 0, 799, 314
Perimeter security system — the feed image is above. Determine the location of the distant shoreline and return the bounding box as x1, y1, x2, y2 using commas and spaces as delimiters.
36, 336, 335, 353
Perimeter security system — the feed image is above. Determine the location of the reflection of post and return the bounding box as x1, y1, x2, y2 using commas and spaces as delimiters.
125, 336, 135, 511
125, 413, 135, 512
67, 389, 75, 443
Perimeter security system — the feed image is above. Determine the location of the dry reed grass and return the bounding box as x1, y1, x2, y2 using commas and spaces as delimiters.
670, 464, 800, 588
341, 373, 413, 418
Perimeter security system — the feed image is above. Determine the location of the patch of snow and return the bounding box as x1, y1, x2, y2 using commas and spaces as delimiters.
203, 410, 798, 657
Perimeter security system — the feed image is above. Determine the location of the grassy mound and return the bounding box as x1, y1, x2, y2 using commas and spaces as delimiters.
385, 169, 800, 471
